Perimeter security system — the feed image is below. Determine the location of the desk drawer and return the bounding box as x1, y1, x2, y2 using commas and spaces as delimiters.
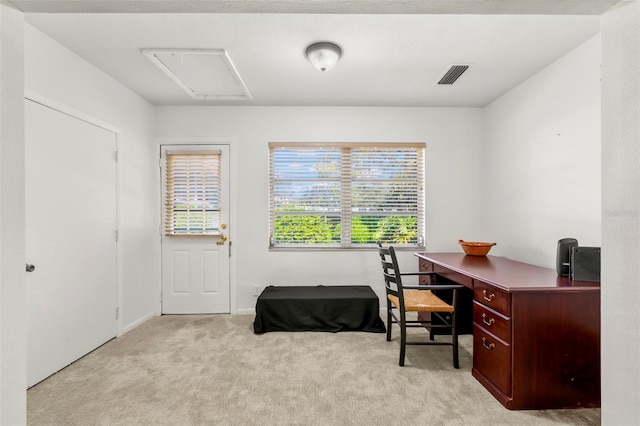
473, 324, 511, 396
419, 259, 434, 285
474, 280, 510, 316
473, 301, 510, 343
419, 258, 433, 272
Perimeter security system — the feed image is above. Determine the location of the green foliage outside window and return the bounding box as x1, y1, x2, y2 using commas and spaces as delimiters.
273, 214, 417, 245
273, 215, 339, 244
373, 216, 417, 244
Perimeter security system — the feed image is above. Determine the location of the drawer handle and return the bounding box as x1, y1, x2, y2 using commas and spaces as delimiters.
482, 313, 495, 326
482, 337, 495, 351
482, 289, 495, 302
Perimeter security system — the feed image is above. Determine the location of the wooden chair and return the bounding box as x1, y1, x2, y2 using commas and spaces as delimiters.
378, 244, 464, 368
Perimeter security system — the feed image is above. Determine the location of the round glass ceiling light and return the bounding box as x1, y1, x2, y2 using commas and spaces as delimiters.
305, 42, 342, 72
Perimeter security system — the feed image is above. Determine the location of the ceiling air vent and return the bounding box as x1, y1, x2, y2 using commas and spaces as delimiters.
437, 65, 469, 85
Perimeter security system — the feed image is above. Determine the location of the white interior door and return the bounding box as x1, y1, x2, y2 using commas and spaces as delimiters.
161, 145, 230, 314
25, 99, 117, 387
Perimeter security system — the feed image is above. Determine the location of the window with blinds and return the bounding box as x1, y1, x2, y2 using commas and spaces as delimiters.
163, 151, 222, 236
269, 142, 425, 248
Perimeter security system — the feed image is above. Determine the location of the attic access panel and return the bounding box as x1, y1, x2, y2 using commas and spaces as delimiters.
141, 49, 252, 101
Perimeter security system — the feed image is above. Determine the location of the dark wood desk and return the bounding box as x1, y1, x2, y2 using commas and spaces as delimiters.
415, 253, 600, 410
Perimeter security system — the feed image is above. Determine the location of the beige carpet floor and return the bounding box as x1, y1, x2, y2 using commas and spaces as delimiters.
27, 315, 600, 425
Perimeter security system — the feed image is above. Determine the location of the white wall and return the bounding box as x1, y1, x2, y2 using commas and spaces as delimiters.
24, 25, 160, 332
155, 106, 484, 312
0, 5, 26, 424
601, 2, 640, 424
483, 35, 602, 268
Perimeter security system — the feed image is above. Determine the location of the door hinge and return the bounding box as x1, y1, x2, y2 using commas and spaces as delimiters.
115, 150, 119, 163
116, 307, 119, 320
115, 229, 119, 242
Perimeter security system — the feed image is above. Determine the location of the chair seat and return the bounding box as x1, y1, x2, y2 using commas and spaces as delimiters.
388, 290, 454, 313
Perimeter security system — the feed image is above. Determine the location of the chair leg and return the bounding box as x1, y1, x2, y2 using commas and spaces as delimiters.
452, 336, 459, 369
399, 319, 407, 367
386, 306, 392, 342
452, 314, 459, 369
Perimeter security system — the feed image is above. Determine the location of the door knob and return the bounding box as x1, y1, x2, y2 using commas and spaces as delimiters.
26, 264, 35, 272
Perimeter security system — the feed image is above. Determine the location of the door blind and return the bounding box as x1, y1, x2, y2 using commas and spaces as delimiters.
164, 151, 222, 236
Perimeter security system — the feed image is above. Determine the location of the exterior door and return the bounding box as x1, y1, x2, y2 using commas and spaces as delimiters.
161, 145, 230, 314
25, 99, 117, 387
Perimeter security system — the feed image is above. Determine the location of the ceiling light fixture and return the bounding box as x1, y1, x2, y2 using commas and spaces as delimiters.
305, 42, 342, 72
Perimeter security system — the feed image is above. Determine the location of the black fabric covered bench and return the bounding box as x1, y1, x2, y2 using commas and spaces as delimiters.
253, 285, 386, 334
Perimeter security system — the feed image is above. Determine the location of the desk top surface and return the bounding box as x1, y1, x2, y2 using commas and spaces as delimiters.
415, 252, 600, 292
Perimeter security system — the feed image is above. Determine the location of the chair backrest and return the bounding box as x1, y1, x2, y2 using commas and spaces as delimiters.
377, 243, 405, 299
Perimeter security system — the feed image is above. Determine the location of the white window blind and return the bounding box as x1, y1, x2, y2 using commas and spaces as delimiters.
164, 151, 222, 236
269, 142, 425, 248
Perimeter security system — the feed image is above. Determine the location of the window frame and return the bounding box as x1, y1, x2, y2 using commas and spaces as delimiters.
268, 142, 426, 250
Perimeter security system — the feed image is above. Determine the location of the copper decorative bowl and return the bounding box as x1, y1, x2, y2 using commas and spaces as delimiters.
458, 239, 496, 256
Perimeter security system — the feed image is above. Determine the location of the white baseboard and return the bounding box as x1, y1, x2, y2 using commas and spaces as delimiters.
120, 311, 156, 336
